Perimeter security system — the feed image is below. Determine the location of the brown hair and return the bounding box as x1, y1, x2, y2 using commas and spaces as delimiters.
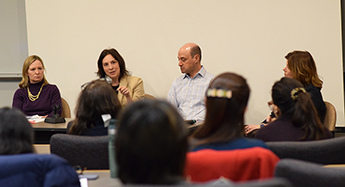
285, 50, 323, 89
69, 79, 122, 135
192, 72, 250, 145
96, 48, 130, 81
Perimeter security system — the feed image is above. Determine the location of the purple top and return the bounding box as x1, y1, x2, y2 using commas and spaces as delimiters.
255, 117, 333, 142
12, 81, 62, 117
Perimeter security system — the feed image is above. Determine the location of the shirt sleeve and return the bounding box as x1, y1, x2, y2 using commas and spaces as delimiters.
167, 81, 178, 108
131, 77, 145, 102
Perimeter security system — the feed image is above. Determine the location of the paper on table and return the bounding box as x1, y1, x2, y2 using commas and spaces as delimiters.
27, 115, 45, 124
79, 178, 88, 187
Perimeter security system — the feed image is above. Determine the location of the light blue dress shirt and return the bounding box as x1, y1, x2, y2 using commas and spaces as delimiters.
167, 66, 214, 121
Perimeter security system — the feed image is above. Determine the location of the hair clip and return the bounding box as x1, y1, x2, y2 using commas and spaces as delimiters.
207, 88, 232, 99
290, 87, 306, 100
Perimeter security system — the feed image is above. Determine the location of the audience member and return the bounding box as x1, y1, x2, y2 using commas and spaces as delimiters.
246, 50, 326, 135
190, 72, 267, 151
0, 107, 80, 186
167, 43, 214, 121
12, 55, 62, 117
115, 100, 188, 184
68, 79, 122, 136
97, 48, 145, 106
0, 107, 34, 154
255, 77, 333, 142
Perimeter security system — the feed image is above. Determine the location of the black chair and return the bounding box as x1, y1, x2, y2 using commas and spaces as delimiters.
266, 136, 345, 164
50, 134, 109, 169
275, 159, 345, 187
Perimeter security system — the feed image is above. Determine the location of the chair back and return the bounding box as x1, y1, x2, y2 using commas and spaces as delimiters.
323, 101, 336, 131
50, 134, 109, 169
185, 147, 280, 182
61, 98, 71, 118
0, 153, 80, 187
266, 136, 345, 164
275, 159, 345, 187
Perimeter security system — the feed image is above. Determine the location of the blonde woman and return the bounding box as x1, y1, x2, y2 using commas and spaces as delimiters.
12, 55, 62, 117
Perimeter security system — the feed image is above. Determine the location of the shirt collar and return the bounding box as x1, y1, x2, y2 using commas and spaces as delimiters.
183, 66, 206, 79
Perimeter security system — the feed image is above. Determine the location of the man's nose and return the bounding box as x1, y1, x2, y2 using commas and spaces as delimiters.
178, 61, 182, 66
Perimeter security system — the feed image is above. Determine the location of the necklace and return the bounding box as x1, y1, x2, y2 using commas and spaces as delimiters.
27, 84, 44, 102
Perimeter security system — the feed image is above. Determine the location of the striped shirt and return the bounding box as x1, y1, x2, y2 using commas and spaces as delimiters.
167, 66, 214, 121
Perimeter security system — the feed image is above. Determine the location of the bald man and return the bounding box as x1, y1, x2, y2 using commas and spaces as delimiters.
167, 43, 214, 121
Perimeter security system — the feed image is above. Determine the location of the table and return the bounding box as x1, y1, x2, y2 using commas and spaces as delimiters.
82, 170, 121, 187
31, 118, 72, 144
323, 164, 345, 168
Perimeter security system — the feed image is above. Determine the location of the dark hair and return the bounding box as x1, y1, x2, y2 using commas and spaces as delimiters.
0, 107, 34, 155
272, 77, 327, 140
192, 72, 250, 145
116, 100, 187, 184
96, 48, 130, 80
69, 79, 122, 135
190, 45, 202, 61
285, 50, 323, 89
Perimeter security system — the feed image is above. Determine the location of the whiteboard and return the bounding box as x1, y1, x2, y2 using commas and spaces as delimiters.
0, 0, 28, 78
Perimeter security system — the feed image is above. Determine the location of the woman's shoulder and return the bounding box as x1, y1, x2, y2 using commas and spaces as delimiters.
43, 83, 60, 91
123, 75, 142, 82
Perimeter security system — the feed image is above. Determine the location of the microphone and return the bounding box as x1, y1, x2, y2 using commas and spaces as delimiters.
44, 104, 66, 124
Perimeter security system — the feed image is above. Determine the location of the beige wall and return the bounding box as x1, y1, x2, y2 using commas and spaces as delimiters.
24, 0, 344, 126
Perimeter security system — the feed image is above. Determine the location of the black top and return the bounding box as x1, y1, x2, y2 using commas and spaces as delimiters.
262, 83, 326, 123
67, 116, 107, 136
305, 83, 326, 123
112, 85, 119, 94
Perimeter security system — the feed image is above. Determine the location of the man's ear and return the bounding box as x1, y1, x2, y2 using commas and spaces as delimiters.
193, 54, 200, 63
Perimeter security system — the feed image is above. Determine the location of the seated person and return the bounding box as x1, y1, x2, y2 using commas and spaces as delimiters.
68, 79, 122, 136
12, 55, 62, 117
115, 100, 188, 184
0, 107, 80, 186
96, 48, 145, 106
167, 43, 214, 121
246, 50, 326, 135
189, 72, 267, 152
0, 107, 34, 154
255, 77, 333, 142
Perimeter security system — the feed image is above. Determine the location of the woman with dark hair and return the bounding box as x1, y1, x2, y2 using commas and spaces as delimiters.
97, 48, 145, 106
12, 55, 62, 117
245, 50, 326, 135
0, 107, 34, 155
255, 77, 332, 142
116, 100, 188, 184
190, 72, 267, 152
68, 79, 122, 136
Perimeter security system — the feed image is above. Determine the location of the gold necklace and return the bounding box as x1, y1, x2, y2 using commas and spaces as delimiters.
27, 84, 44, 101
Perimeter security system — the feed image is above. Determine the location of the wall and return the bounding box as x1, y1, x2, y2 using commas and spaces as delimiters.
17, 0, 344, 126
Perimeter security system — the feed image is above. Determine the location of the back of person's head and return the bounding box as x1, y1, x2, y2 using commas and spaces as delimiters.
0, 107, 34, 155
192, 72, 250, 144
116, 99, 188, 184
69, 79, 122, 135
272, 77, 326, 140
285, 50, 322, 88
